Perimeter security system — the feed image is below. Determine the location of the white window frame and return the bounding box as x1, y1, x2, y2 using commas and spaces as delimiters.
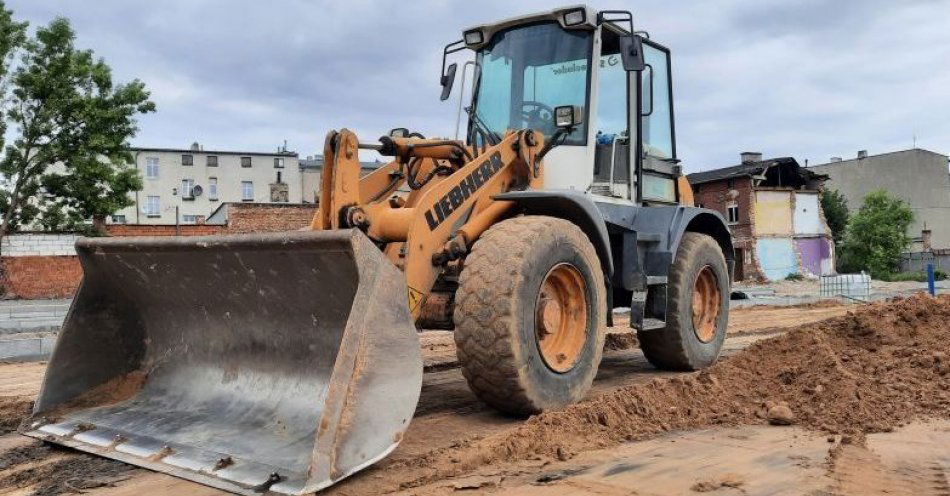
181, 178, 195, 199
208, 177, 218, 200
145, 157, 159, 179
145, 195, 161, 217
182, 214, 198, 224
726, 202, 739, 224
241, 181, 254, 201
274, 157, 285, 168
111, 214, 127, 224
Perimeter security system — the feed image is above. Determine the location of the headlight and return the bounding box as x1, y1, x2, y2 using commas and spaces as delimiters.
463, 30, 483, 46
563, 9, 586, 26
554, 105, 583, 128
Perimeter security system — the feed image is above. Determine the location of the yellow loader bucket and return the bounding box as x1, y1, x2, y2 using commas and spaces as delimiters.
21, 229, 422, 495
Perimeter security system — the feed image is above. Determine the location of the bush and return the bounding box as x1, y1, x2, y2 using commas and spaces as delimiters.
821, 189, 849, 245
840, 190, 914, 279
879, 270, 948, 282
785, 273, 805, 281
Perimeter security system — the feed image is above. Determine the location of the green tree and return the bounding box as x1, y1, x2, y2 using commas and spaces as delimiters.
820, 188, 849, 245
841, 190, 914, 278
0, 14, 154, 245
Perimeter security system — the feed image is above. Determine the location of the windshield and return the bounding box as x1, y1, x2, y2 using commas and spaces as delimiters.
472, 22, 592, 145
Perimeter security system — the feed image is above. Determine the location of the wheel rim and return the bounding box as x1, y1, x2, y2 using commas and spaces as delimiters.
535, 263, 588, 373
691, 265, 721, 343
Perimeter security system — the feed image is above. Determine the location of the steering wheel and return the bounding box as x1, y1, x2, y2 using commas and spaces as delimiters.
521, 101, 556, 134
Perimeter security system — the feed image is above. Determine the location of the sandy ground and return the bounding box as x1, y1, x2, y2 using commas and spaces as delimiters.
0, 299, 945, 496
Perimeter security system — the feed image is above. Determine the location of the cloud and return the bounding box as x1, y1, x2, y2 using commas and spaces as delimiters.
7, 0, 950, 170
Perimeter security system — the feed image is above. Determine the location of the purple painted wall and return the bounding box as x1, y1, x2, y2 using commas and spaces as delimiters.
796, 237, 833, 276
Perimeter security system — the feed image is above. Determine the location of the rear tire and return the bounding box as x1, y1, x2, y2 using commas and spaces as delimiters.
454, 216, 606, 416
640, 232, 729, 370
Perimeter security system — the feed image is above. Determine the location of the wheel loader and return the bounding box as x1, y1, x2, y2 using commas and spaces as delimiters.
22, 5, 733, 495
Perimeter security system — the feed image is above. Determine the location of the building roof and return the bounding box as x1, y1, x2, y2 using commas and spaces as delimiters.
299, 155, 383, 170
810, 147, 949, 168
687, 157, 799, 185
688, 156, 828, 189
131, 146, 297, 157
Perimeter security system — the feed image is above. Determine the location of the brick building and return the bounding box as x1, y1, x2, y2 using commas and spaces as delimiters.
688, 153, 832, 281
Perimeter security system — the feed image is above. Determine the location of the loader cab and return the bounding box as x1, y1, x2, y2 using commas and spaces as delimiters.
452, 6, 680, 205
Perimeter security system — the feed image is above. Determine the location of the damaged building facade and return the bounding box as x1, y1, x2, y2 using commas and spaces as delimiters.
688, 152, 833, 281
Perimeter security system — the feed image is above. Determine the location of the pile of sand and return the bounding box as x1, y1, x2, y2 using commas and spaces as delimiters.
401, 294, 950, 487
0, 396, 33, 435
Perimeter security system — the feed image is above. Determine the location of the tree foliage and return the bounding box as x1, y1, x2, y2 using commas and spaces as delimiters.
0, 6, 154, 242
820, 188, 849, 245
839, 190, 914, 278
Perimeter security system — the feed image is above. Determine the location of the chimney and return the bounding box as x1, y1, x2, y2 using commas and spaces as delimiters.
830, 157, 842, 162
190, 141, 201, 151
857, 150, 868, 159
740, 151, 762, 163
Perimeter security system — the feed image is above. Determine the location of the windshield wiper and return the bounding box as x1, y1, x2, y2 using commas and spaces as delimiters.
465, 106, 501, 147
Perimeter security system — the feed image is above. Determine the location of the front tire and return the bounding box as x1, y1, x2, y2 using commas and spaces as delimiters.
639, 232, 729, 370
454, 216, 606, 416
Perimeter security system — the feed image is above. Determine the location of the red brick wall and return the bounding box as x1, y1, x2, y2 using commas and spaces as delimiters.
105, 224, 225, 237
3, 204, 318, 299
225, 203, 317, 233
1, 256, 82, 299
692, 176, 762, 281
693, 176, 755, 240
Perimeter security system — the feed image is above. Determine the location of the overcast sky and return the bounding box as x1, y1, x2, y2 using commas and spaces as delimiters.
7, 0, 950, 172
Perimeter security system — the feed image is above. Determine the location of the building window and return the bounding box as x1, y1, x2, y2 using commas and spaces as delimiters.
241, 181, 254, 201
694, 184, 701, 193
145, 195, 160, 217
145, 157, 159, 179
181, 179, 195, 199
182, 154, 193, 166
208, 177, 218, 201
241, 156, 252, 168
726, 203, 739, 224
182, 214, 198, 224
111, 214, 127, 224
274, 157, 284, 168
727, 178, 736, 189
207, 155, 218, 167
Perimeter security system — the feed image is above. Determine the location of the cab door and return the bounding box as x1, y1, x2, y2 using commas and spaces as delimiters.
638, 38, 678, 204
590, 27, 635, 200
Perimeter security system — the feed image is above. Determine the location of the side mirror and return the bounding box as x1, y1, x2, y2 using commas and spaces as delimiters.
389, 128, 409, 138
440, 62, 458, 101
619, 36, 645, 71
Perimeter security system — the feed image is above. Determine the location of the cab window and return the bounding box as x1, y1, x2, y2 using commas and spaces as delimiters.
641, 42, 673, 159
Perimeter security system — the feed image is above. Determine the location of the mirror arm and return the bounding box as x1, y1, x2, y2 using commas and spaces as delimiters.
440, 40, 466, 100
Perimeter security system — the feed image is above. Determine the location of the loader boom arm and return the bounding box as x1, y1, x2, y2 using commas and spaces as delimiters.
312, 129, 546, 318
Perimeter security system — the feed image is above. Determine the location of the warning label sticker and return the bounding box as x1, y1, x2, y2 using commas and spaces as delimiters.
407, 287, 423, 313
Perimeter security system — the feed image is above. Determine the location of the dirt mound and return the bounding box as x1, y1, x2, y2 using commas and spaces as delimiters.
603, 331, 638, 351
0, 450, 136, 496
397, 295, 950, 488
0, 396, 33, 435
0, 442, 53, 471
